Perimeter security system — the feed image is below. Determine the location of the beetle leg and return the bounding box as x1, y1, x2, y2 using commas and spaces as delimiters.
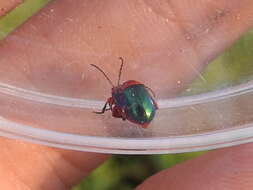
93, 101, 109, 114
121, 112, 126, 121
94, 97, 114, 114
112, 106, 125, 120
121, 107, 127, 121
108, 97, 114, 111
112, 106, 121, 118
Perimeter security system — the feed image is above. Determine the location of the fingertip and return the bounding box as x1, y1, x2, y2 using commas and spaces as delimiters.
136, 143, 253, 190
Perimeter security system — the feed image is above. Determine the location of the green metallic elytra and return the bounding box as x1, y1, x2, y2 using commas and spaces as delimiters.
122, 84, 156, 124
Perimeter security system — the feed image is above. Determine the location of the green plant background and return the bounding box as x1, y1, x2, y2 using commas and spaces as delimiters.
0, 1, 252, 190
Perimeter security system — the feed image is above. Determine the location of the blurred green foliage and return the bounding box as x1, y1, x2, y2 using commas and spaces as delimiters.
184, 29, 253, 95
0, 0, 50, 39
1, 1, 253, 190
72, 152, 203, 190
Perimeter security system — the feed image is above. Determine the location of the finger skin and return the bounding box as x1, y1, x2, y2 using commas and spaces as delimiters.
0, 0, 23, 16
136, 143, 253, 190
0, 0, 252, 190
0, 0, 252, 98
0, 138, 109, 190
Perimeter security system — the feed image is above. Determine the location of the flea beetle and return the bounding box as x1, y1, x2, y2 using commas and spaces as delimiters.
91, 57, 158, 128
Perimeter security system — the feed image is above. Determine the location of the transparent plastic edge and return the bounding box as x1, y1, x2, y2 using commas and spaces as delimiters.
0, 80, 252, 109
0, 116, 253, 154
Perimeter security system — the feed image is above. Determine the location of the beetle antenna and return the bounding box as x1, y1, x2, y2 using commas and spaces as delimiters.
90, 64, 114, 87
118, 57, 124, 85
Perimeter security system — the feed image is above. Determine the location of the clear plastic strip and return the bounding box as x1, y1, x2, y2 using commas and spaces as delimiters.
0, 80, 252, 109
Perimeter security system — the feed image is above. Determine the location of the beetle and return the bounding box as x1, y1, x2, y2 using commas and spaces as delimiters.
91, 57, 158, 128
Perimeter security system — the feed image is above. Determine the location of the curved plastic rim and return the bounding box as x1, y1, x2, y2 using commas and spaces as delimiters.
0, 116, 253, 154
0, 81, 252, 154
0, 80, 253, 109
